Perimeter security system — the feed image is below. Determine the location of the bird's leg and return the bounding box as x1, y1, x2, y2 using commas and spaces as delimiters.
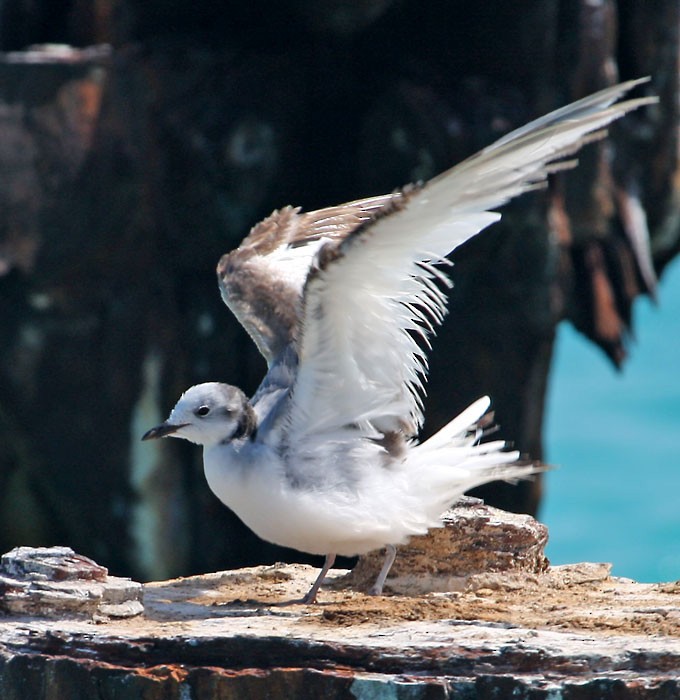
300, 553, 336, 604
368, 544, 397, 596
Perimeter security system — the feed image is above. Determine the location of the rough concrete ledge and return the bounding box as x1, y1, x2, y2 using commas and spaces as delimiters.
0, 546, 143, 620
1, 503, 678, 699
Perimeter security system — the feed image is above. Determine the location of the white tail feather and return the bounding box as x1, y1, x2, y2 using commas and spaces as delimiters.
407, 399, 542, 522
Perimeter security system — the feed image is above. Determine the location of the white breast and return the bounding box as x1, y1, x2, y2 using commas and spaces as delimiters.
201, 440, 432, 557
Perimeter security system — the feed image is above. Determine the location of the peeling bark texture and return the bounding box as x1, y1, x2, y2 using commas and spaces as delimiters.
0, 539, 679, 698
0, 3, 679, 582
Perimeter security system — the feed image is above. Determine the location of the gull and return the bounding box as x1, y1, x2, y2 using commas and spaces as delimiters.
143, 79, 655, 603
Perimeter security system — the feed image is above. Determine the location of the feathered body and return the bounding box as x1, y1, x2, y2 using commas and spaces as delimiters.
198, 392, 513, 558
143, 79, 656, 601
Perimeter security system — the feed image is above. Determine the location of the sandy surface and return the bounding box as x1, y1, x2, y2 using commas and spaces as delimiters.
143, 561, 680, 638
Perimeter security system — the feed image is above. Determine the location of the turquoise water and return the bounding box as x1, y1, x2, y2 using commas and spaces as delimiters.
543, 258, 680, 583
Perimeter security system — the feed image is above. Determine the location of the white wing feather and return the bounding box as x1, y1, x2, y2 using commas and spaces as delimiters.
283, 78, 655, 449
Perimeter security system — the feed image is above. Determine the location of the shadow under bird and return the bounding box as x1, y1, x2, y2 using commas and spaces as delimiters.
143, 78, 656, 603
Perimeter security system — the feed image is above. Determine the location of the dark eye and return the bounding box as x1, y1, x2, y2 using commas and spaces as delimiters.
195, 405, 210, 417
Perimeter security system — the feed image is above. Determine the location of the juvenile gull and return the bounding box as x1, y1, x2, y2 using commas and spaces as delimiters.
143, 79, 655, 603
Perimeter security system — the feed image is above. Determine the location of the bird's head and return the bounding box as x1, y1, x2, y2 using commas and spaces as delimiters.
142, 382, 255, 447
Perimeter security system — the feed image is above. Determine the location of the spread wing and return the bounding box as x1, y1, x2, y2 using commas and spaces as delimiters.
283, 78, 656, 447
216, 195, 396, 365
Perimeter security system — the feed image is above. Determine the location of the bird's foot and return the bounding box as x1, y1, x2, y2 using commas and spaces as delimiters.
273, 593, 319, 606
275, 553, 336, 605
300, 590, 319, 604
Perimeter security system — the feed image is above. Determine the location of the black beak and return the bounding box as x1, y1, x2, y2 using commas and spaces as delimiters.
141, 422, 188, 441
